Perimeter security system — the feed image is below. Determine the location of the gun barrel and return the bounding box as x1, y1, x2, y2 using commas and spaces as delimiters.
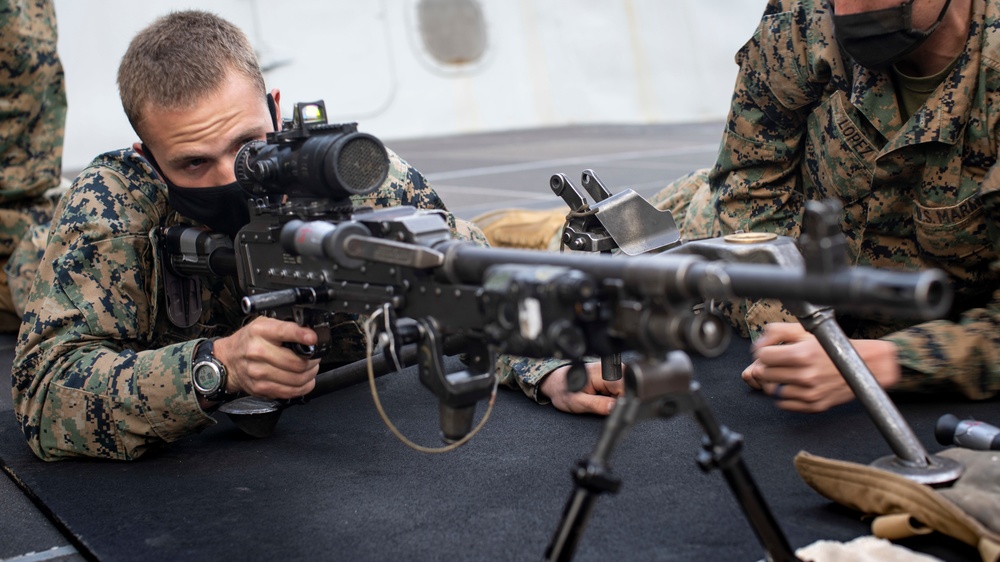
440, 243, 950, 319
699, 263, 950, 320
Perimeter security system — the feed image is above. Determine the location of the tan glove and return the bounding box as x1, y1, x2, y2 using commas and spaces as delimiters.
794, 448, 1000, 562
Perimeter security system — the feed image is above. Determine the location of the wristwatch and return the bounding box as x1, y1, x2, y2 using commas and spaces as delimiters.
191, 338, 231, 403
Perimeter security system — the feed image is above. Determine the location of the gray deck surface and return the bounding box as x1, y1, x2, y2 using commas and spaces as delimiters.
397, 122, 722, 219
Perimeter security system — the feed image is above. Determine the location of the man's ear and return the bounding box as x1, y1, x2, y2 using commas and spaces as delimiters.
132, 142, 145, 157
268, 88, 281, 131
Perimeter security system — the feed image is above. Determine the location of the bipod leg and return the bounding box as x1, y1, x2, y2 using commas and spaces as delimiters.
793, 305, 962, 485
682, 382, 801, 562
545, 352, 692, 561
546, 353, 799, 561
544, 394, 640, 562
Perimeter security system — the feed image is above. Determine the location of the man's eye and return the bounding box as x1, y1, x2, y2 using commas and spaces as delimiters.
183, 158, 208, 170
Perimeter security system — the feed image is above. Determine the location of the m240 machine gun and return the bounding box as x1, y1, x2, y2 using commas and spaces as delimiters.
161, 101, 952, 562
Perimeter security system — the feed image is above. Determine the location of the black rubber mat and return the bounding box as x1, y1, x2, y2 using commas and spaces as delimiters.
0, 336, 985, 561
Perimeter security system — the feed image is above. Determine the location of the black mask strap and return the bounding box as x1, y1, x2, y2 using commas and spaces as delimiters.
140, 143, 171, 182
267, 93, 279, 132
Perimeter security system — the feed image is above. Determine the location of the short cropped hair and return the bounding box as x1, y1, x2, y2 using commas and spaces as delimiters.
117, 10, 265, 140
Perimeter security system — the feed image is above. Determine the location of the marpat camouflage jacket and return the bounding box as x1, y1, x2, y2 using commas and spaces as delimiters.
708, 0, 1000, 398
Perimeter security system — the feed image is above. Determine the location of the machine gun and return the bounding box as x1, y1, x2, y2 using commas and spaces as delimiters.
542, 170, 965, 561
548, 168, 966, 483
161, 100, 953, 562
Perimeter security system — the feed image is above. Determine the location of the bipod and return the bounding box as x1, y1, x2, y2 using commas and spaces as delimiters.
544, 352, 801, 562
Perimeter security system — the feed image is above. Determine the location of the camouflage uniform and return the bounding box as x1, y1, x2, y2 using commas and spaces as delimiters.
0, 0, 65, 330
650, 0, 1000, 400
12, 147, 535, 461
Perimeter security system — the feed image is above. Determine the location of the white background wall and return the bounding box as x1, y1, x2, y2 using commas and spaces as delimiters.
53, 0, 768, 173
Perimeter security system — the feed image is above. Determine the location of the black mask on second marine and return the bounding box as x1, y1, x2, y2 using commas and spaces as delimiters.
833, 0, 952, 69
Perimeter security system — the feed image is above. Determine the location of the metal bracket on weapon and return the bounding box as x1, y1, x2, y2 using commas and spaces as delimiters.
550, 169, 683, 382
551, 169, 682, 256
395, 316, 496, 444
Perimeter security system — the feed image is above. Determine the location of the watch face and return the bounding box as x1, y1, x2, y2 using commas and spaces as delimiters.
193, 362, 222, 394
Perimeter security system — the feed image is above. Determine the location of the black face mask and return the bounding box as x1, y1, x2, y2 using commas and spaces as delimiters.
141, 144, 252, 240
833, 0, 952, 69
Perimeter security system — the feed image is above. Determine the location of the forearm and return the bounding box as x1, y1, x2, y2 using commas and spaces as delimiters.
13, 333, 212, 461
883, 313, 1000, 400
494, 355, 571, 404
